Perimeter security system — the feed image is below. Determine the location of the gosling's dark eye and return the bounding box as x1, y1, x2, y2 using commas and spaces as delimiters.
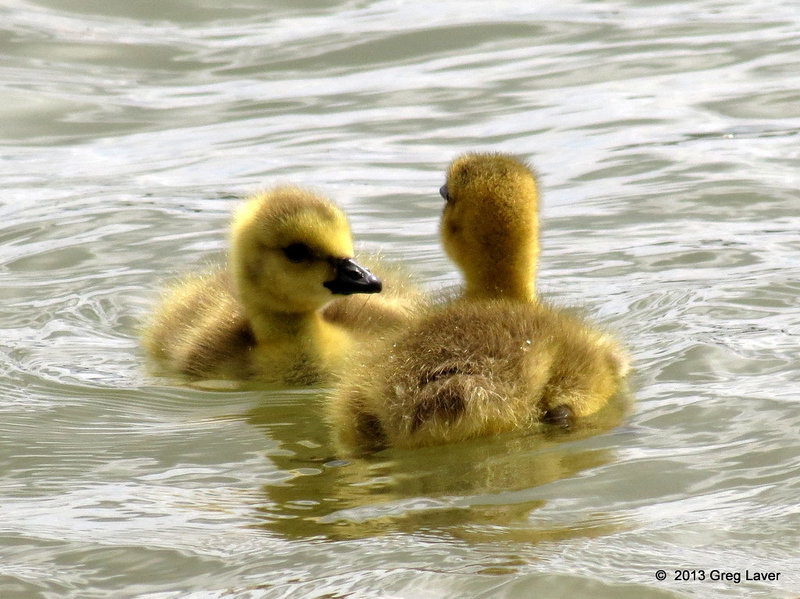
439, 184, 451, 202
282, 243, 313, 263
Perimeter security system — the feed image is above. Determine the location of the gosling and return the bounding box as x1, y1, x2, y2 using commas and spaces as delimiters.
142, 186, 382, 385
327, 153, 629, 452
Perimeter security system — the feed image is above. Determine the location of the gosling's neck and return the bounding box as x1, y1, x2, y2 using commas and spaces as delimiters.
463, 272, 536, 302
461, 250, 538, 302
248, 309, 328, 346
232, 268, 332, 346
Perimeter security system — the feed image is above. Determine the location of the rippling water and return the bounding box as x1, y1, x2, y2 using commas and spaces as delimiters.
2, 1, 799, 598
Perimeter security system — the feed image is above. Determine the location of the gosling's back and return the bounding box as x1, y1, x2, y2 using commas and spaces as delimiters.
329, 299, 628, 451
142, 270, 257, 380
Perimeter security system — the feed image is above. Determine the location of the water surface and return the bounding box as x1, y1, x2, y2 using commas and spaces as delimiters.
1, 1, 799, 598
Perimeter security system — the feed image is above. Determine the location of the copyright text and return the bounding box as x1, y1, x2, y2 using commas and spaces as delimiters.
656, 569, 781, 584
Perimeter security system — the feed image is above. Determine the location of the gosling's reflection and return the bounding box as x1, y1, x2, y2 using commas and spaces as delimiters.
242, 388, 631, 542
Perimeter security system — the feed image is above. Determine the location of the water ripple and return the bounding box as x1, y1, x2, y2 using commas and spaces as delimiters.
2, 0, 800, 597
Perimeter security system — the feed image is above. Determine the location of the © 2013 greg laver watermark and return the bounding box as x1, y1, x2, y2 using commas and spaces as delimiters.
655, 569, 781, 583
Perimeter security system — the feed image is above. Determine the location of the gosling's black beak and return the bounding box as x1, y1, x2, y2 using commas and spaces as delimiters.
324, 258, 382, 295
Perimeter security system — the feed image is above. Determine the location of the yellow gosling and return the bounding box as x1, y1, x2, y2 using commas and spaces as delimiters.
327, 153, 629, 452
142, 186, 382, 385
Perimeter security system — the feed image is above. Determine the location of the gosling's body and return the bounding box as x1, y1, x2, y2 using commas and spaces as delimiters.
142, 187, 382, 385
328, 153, 629, 452
143, 269, 357, 384
330, 299, 627, 450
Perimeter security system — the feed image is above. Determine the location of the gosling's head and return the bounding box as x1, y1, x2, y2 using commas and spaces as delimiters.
439, 152, 539, 301
230, 187, 381, 314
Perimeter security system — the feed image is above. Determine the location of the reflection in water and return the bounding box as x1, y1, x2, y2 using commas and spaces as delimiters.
240, 389, 631, 542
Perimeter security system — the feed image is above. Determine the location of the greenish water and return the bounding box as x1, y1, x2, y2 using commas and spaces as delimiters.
2, 1, 799, 598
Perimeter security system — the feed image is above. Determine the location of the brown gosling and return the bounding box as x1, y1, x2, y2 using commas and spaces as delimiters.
142, 186, 383, 386
326, 153, 630, 452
